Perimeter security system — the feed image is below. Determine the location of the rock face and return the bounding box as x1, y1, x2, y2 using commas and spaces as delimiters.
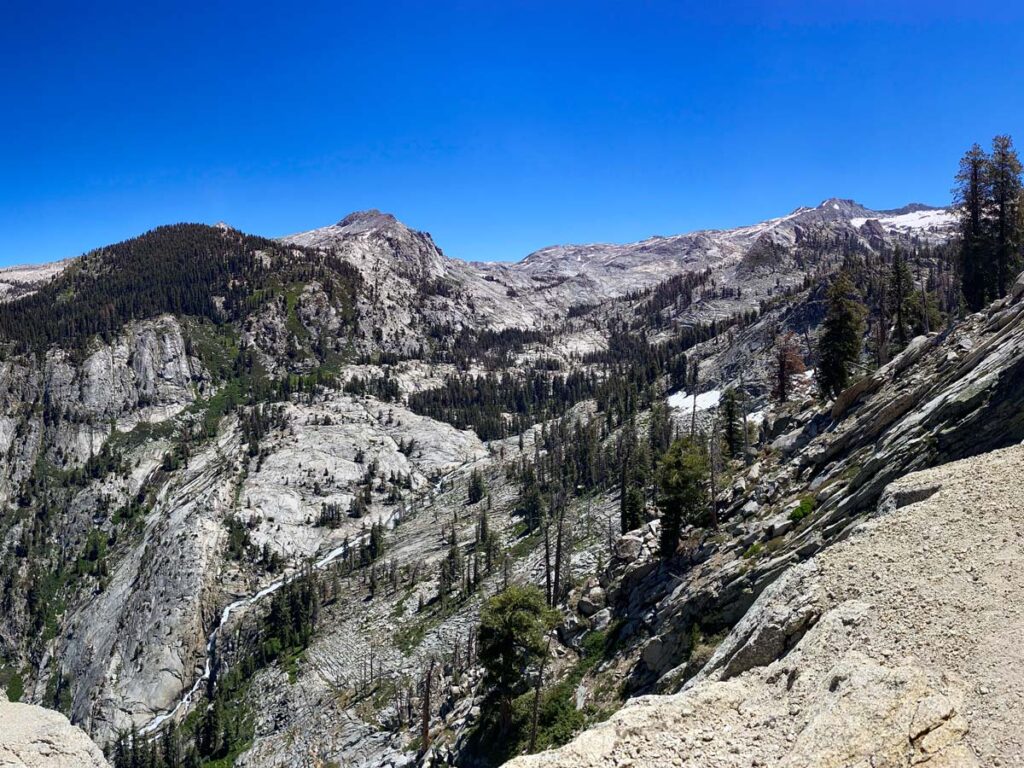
0, 259, 70, 300
507, 445, 1024, 767
0, 696, 110, 767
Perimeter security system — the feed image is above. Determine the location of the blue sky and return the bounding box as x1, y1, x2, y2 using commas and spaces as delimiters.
2, 1, 1022, 266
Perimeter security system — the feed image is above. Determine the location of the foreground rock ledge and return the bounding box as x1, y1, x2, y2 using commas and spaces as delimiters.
508, 445, 1024, 767
0, 697, 110, 768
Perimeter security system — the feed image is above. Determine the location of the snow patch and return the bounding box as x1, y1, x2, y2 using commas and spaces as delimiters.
667, 389, 722, 414
850, 209, 955, 232
746, 409, 767, 426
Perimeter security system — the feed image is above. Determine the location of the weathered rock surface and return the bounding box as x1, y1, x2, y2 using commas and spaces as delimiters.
0, 695, 110, 767
507, 445, 1024, 766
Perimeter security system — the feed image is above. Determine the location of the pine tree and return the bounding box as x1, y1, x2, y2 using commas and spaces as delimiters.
888, 248, 915, 349
720, 388, 742, 457
516, 467, 544, 532
989, 135, 1023, 297
817, 271, 866, 399
647, 400, 673, 456
955, 143, 992, 310
477, 585, 557, 734
656, 437, 709, 557
618, 419, 645, 533
200, 699, 225, 758
439, 529, 463, 605
161, 723, 181, 768
368, 522, 385, 562
467, 468, 486, 505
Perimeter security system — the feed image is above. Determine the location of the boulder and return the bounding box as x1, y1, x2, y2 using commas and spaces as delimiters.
771, 426, 812, 456
590, 608, 612, 632
577, 586, 606, 618
764, 512, 794, 539
0, 699, 110, 767
614, 534, 644, 562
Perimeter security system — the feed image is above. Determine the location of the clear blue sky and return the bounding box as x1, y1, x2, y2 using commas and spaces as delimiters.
2, 1, 1023, 266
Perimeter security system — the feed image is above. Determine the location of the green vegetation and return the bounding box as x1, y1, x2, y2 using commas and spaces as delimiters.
0, 664, 24, 702
656, 436, 710, 557
467, 468, 487, 505
465, 626, 616, 764
0, 223, 361, 353
789, 495, 816, 523
956, 136, 1024, 311
478, 585, 559, 733
407, 314, 752, 441
817, 270, 867, 399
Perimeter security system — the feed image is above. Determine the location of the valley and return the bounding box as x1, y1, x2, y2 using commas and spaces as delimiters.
0, 187, 1020, 768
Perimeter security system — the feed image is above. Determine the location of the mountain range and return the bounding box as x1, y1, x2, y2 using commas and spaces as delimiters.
7, 194, 1021, 768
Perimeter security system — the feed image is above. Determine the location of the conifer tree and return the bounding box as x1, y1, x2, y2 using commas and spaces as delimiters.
720, 388, 742, 457
989, 135, 1023, 297
516, 467, 544, 532
618, 421, 646, 534
888, 248, 915, 349
477, 585, 557, 733
467, 468, 486, 505
656, 437, 709, 557
955, 143, 992, 310
647, 400, 673, 457
817, 271, 866, 399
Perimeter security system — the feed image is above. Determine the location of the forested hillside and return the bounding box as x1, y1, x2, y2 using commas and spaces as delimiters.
0, 224, 362, 352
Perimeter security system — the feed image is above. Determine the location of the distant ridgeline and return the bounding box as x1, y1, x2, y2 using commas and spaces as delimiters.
0, 224, 362, 353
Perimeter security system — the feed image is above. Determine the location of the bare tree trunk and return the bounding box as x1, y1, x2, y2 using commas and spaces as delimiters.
420, 658, 434, 754
690, 362, 699, 438
529, 638, 553, 752
543, 509, 553, 606
553, 504, 564, 604
561, 513, 574, 600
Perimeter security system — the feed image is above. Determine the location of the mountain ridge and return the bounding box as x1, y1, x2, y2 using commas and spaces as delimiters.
2, 197, 953, 281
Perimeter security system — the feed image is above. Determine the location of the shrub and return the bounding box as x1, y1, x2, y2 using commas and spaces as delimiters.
789, 495, 816, 522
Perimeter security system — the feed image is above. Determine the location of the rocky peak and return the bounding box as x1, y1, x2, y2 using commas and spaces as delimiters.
283, 210, 449, 281
817, 197, 870, 214
786, 197, 875, 224
878, 202, 944, 216
334, 209, 401, 234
